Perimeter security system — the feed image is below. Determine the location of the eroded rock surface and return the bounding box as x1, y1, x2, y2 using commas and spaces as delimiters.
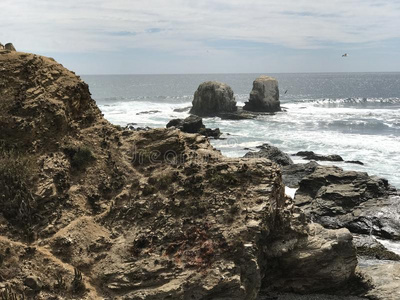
294, 165, 400, 239
294, 151, 344, 162
166, 114, 221, 138
190, 81, 237, 117
0, 51, 369, 299
244, 143, 293, 166
243, 76, 281, 112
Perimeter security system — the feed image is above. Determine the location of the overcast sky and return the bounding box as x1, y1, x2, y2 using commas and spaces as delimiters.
1, 0, 400, 74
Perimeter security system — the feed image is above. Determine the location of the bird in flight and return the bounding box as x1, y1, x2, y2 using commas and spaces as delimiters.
342, 53, 348, 57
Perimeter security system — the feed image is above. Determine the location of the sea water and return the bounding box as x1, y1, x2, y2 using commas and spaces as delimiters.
83, 73, 400, 188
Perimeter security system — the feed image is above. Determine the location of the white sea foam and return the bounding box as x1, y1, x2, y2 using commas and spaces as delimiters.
90, 73, 400, 189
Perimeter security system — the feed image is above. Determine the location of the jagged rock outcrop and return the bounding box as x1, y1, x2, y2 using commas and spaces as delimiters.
295, 151, 344, 162
4, 43, 16, 51
0, 51, 369, 299
166, 114, 221, 138
244, 143, 293, 166
190, 81, 237, 117
243, 76, 281, 112
294, 165, 400, 239
0, 51, 101, 151
281, 161, 319, 188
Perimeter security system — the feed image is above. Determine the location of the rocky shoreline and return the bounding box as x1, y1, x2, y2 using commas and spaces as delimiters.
0, 49, 399, 299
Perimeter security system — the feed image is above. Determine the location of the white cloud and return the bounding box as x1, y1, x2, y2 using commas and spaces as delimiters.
0, 0, 399, 54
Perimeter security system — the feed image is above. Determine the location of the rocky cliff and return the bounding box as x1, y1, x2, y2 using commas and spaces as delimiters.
0, 51, 367, 299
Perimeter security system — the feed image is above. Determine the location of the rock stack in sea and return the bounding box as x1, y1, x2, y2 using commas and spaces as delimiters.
243, 75, 281, 112
189, 81, 237, 117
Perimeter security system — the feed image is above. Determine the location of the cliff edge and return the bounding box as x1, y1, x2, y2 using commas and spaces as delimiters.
0, 51, 367, 299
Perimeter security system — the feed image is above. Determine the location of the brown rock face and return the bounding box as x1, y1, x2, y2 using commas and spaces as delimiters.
0, 51, 101, 151
0, 51, 367, 299
190, 81, 237, 117
294, 165, 400, 239
243, 76, 281, 112
4, 43, 16, 51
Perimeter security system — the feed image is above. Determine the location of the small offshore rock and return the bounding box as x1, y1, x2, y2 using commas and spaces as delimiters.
166, 115, 221, 138
244, 143, 293, 166
295, 150, 344, 162
173, 106, 191, 112
346, 160, 364, 165
136, 110, 161, 115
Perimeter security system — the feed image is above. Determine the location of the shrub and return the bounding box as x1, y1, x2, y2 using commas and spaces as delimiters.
0, 145, 36, 228
63, 145, 95, 171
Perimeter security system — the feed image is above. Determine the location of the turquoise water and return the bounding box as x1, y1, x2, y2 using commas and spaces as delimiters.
83, 73, 400, 188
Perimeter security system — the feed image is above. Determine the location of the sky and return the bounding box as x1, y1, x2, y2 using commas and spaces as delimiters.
1, 0, 400, 74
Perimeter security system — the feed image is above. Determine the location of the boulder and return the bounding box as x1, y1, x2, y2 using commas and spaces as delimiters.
0, 43, 4, 50
294, 165, 400, 239
295, 151, 344, 162
265, 223, 360, 294
190, 81, 237, 117
166, 115, 221, 138
4, 43, 16, 51
362, 261, 400, 300
244, 143, 293, 166
281, 161, 319, 188
243, 76, 281, 112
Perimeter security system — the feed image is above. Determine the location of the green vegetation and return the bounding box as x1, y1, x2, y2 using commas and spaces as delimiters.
71, 268, 85, 294
208, 170, 238, 187
63, 145, 95, 171
0, 286, 25, 300
0, 143, 36, 233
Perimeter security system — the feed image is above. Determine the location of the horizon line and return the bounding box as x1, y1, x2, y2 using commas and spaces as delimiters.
80, 71, 400, 76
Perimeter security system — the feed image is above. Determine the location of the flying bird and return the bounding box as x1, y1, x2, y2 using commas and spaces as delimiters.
342, 53, 348, 57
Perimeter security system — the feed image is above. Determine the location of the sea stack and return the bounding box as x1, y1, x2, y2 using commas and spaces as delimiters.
189, 81, 237, 117
243, 75, 281, 112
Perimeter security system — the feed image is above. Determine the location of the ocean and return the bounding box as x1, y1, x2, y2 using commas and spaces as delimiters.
82, 73, 400, 188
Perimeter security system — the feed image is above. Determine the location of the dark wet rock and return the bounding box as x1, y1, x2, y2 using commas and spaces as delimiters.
4, 43, 16, 51
219, 108, 258, 120
243, 76, 281, 112
346, 160, 364, 166
353, 234, 400, 261
173, 106, 191, 112
244, 143, 293, 166
295, 151, 344, 162
166, 115, 221, 138
294, 165, 400, 239
136, 110, 161, 115
281, 161, 319, 188
190, 81, 237, 117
